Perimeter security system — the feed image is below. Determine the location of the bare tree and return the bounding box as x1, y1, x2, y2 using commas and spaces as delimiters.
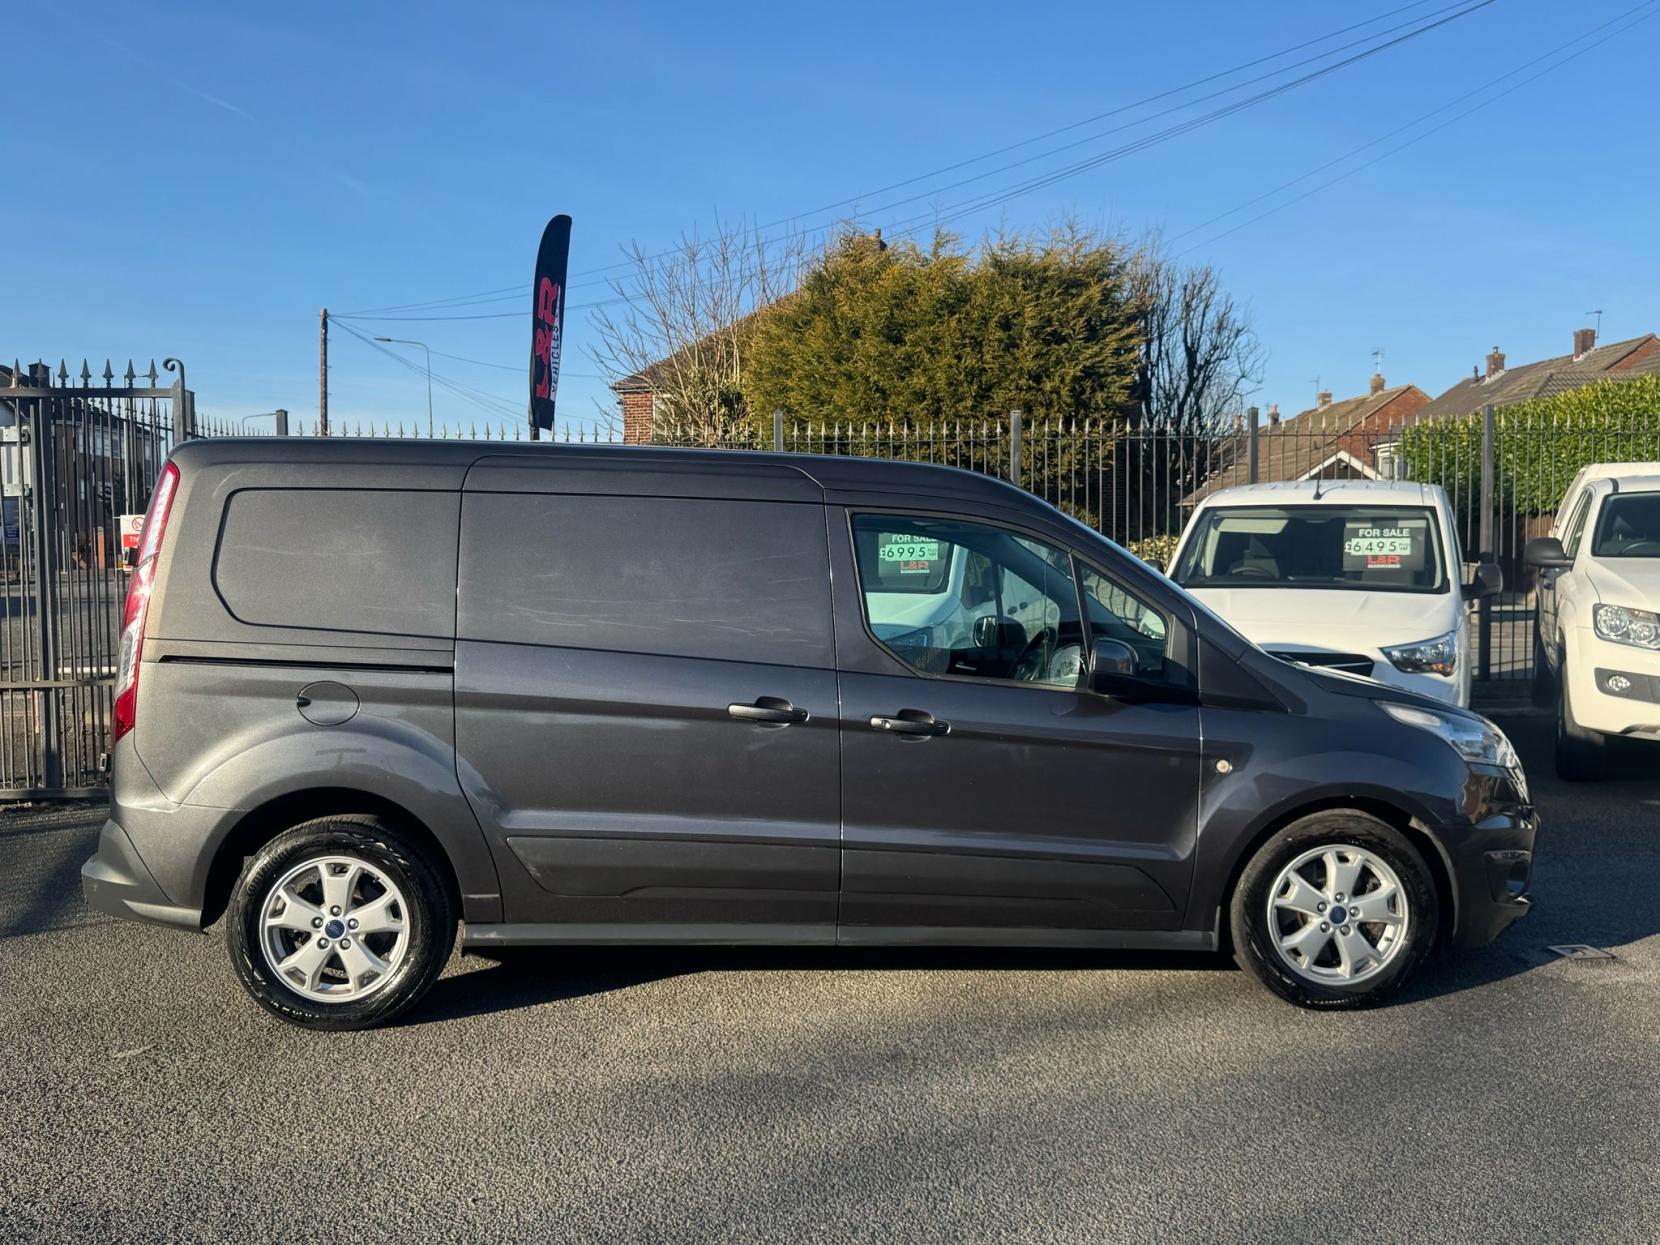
1130, 243, 1263, 435
1113, 240, 1263, 539
589, 218, 807, 444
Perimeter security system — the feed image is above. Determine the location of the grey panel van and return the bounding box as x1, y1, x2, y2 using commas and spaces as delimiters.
82, 440, 1536, 1028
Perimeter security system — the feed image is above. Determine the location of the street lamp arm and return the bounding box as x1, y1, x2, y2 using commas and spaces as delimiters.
373, 336, 435, 438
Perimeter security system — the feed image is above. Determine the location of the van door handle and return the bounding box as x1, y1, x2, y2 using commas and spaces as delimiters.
870, 710, 950, 737
728, 697, 809, 725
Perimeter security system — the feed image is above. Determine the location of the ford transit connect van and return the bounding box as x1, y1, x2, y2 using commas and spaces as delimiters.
82, 440, 1535, 1028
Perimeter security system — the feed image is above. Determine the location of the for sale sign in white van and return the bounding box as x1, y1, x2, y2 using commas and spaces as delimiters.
1342, 520, 1426, 571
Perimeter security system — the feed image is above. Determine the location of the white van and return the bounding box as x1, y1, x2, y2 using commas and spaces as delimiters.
1169, 480, 1500, 707
1527, 471, 1660, 779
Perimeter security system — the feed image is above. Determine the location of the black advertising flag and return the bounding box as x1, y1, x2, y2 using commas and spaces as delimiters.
529, 214, 572, 434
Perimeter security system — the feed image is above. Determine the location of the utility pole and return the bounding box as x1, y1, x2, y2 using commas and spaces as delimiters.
318, 308, 330, 436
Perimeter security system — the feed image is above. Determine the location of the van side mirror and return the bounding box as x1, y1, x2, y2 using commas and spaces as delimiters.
1464, 562, 1503, 600
1088, 638, 1140, 696
1524, 537, 1572, 571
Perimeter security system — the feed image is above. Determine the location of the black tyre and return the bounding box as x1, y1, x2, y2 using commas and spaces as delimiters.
1230, 810, 1439, 1010
1531, 631, 1555, 708
1555, 660, 1606, 782
226, 817, 455, 1030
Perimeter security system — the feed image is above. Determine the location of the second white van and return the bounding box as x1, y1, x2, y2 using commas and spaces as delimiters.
1170, 480, 1500, 707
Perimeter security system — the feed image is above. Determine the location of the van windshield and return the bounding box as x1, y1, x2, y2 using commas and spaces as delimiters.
1173, 505, 1446, 593
1592, 494, 1660, 558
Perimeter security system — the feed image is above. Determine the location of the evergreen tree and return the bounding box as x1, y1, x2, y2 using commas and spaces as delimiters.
743, 225, 1141, 427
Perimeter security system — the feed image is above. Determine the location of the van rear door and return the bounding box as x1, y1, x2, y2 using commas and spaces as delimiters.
454, 457, 840, 939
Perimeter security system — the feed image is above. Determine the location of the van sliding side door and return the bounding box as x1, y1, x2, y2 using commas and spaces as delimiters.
452, 459, 841, 940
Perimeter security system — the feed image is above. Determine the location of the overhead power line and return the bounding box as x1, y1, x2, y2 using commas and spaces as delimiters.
857, 0, 1497, 246
333, 0, 1485, 319
330, 294, 633, 324
332, 319, 524, 419
1171, 0, 1660, 256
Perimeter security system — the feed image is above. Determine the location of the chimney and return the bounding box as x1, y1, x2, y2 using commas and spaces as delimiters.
1369, 372, 1386, 395
1573, 327, 1597, 358
1316, 390, 1333, 409
1267, 403, 1281, 425
1485, 346, 1505, 378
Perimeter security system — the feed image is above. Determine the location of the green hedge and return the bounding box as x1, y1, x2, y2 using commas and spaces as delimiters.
1399, 374, 1660, 516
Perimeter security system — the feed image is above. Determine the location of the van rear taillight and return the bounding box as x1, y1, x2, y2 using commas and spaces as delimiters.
112, 461, 179, 747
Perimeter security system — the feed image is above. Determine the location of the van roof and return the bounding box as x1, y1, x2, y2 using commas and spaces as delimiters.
1573, 461, 1660, 484
1587, 474, 1660, 495
1190, 478, 1441, 508
167, 436, 1035, 507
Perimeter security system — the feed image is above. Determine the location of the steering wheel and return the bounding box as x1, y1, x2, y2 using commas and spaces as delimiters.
1011, 629, 1084, 685
1228, 563, 1277, 578
1010, 630, 1053, 682
1618, 539, 1660, 557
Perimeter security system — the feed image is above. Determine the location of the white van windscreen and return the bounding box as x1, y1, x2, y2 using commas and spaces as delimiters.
1172, 506, 1446, 593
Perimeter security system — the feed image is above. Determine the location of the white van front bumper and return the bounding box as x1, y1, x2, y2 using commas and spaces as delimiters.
1567, 628, 1660, 737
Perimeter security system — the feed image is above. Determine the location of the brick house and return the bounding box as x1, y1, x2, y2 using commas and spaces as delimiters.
1414, 328, 1660, 420
1185, 374, 1432, 504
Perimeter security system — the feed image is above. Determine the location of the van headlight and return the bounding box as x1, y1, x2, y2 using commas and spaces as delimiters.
1381, 631, 1458, 676
1593, 604, 1660, 650
1378, 701, 1522, 775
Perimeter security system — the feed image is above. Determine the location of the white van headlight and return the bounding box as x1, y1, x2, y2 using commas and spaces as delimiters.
1593, 604, 1660, 650
1379, 701, 1520, 774
1381, 631, 1458, 677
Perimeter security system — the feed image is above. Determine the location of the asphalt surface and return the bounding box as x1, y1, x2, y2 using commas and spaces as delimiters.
1, 710, 1657, 1244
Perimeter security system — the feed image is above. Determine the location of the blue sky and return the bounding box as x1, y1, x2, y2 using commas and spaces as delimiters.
5, 0, 1658, 433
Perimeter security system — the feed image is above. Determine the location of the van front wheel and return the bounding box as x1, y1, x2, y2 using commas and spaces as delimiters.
1230, 811, 1438, 1009
226, 818, 455, 1030
1555, 661, 1606, 782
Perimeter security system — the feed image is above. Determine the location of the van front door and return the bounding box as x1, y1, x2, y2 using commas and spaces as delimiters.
831, 510, 1202, 939
453, 462, 841, 939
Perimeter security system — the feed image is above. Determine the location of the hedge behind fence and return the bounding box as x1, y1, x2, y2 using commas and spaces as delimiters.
1398, 374, 1660, 516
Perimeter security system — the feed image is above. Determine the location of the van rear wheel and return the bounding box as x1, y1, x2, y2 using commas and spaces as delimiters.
1230, 811, 1438, 1009
226, 817, 455, 1030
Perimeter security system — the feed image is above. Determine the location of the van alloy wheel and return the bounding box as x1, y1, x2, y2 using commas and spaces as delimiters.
258, 855, 411, 1003
1266, 845, 1409, 985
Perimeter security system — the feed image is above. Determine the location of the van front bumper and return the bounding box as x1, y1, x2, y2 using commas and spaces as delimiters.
1569, 630, 1660, 737
80, 820, 203, 933
1441, 807, 1537, 950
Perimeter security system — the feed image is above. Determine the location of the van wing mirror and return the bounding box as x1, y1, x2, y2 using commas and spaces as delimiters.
1464, 562, 1503, 600
1524, 537, 1571, 571
1087, 638, 1140, 696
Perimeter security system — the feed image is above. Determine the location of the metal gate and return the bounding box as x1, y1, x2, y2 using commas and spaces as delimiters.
0, 360, 193, 796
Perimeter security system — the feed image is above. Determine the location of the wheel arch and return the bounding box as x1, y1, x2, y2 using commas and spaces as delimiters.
1211, 796, 1457, 957
202, 788, 462, 929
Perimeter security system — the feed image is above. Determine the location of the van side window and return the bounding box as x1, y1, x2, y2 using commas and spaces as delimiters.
213, 488, 460, 637
1562, 494, 1594, 560
458, 494, 832, 666
852, 514, 1083, 688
